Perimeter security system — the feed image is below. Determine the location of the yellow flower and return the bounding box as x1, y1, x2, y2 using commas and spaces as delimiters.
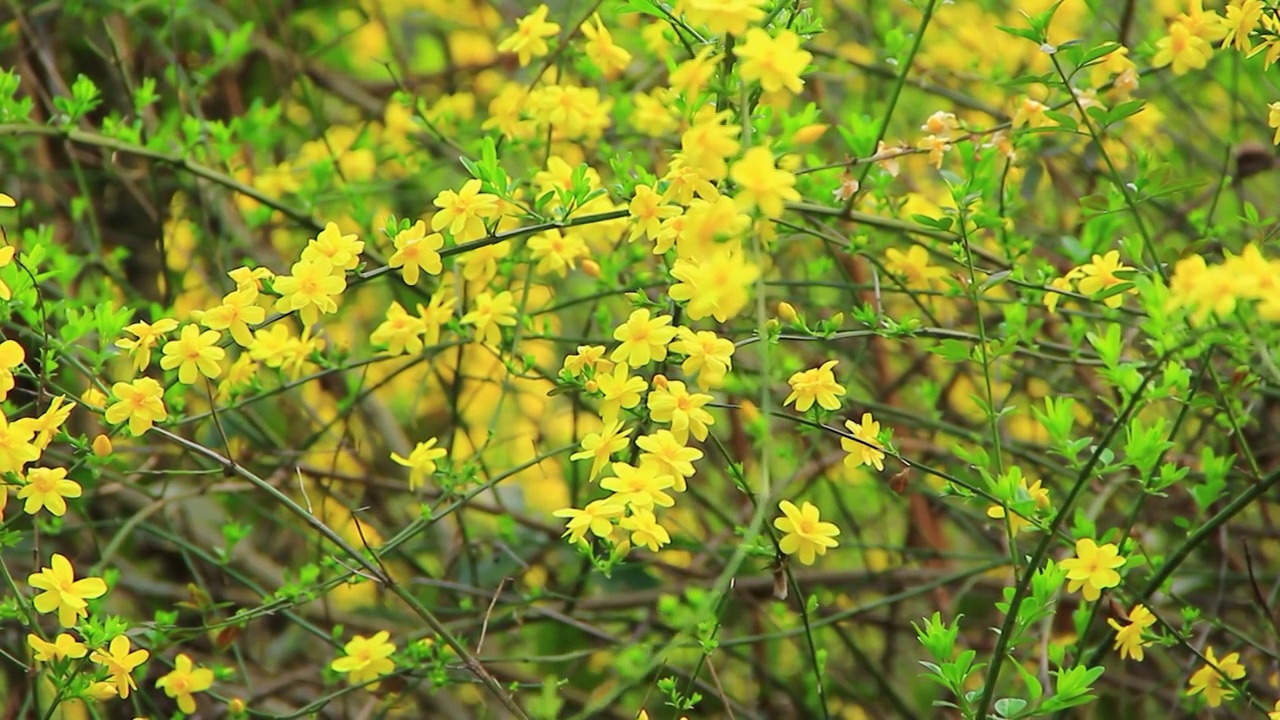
301, 221, 363, 271
668, 247, 760, 322
569, 421, 631, 480
553, 499, 623, 544
611, 309, 677, 367
0, 411, 40, 472
886, 246, 948, 288
1221, 0, 1264, 52
730, 147, 800, 217
917, 134, 952, 169
629, 89, 680, 138
735, 28, 812, 95
371, 301, 427, 356
562, 345, 612, 377
0, 245, 15, 300
581, 13, 631, 77
160, 324, 225, 384
332, 630, 396, 689
669, 47, 720, 99
90, 635, 149, 699
662, 156, 721, 206
647, 379, 714, 443
1187, 646, 1246, 707
920, 110, 959, 136
106, 377, 168, 436
228, 265, 275, 294
497, 4, 560, 67
669, 328, 734, 389
527, 84, 614, 143
621, 508, 671, 552
1043, 274, 1078, 314
601, 460, 676, 510
273, 256, 347, 326
528, 229, 588, 277
117, 318, 179, 372
28, 632, 88, 662
201, 288, 266, 347
390, 437, 448, 490
681, 108, 742, 180
684, 0, 765, 36
1011, 97, 1052, 129
1153, 19, 1214, 75
986, 471, 1050, 534
785, 360, 846, 413
627, 185, 681, 244
417, 291, 455, 346
18, 467, 81, 516
1060, 538, 1125, 602
430, 178, 499, 238
636, 429, 701, 492
1107, 604, 1156, 661
0, 339, 22, 401
389, 220, 445, 284
1178, 0, 1229, 41
774, 500, 840, 565
460, 290, 517, 347
596, 363, 648, 424
28, 553, 108, 627
841, 413, 885, 471
483, 82, 535, 140
1076, 250, 1135, 308
155, 653, 215, 714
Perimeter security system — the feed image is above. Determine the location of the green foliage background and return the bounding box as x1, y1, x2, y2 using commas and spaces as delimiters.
2, 0, 1280, 718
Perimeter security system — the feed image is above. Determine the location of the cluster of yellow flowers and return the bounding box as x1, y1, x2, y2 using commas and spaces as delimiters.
1168, 244, 1280, 322
25, 554, 214, 710
1057, 535, 1256, 710
491, 0, 853, 566
1043, 250, 1139, 313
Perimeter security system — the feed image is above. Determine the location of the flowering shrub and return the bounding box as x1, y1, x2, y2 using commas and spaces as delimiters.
3, 0, 1280, 717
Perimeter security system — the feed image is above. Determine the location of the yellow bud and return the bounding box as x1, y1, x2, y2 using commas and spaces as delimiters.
652, 374, 669, 391
765, 318, 781, 333
228, 698, 247, 715
584, 379, 599, 393
581, 259, 602, 278
91, 434, 112, 457
740, 399, 761, 424
81, 387, 107, 408
792, 123, 829, 144
777, 301, 798, 323
829, 312, 844, 328
85, 682, 118, 701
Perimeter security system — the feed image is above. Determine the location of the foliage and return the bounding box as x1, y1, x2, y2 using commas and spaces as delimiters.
2, 0, 1280, 718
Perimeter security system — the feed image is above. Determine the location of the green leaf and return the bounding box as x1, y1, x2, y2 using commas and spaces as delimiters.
622, 0, 670, 20
932, 338, 973, 363
980, 270, 1012, 294
997, 24, 1043, 43
1043, 110, 1078, 131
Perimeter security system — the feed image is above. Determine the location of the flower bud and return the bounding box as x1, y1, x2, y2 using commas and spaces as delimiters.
91, 434, 112, 457
581, 259, 602, 278
792, 123, 829, 145
777, 301, 798, 323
